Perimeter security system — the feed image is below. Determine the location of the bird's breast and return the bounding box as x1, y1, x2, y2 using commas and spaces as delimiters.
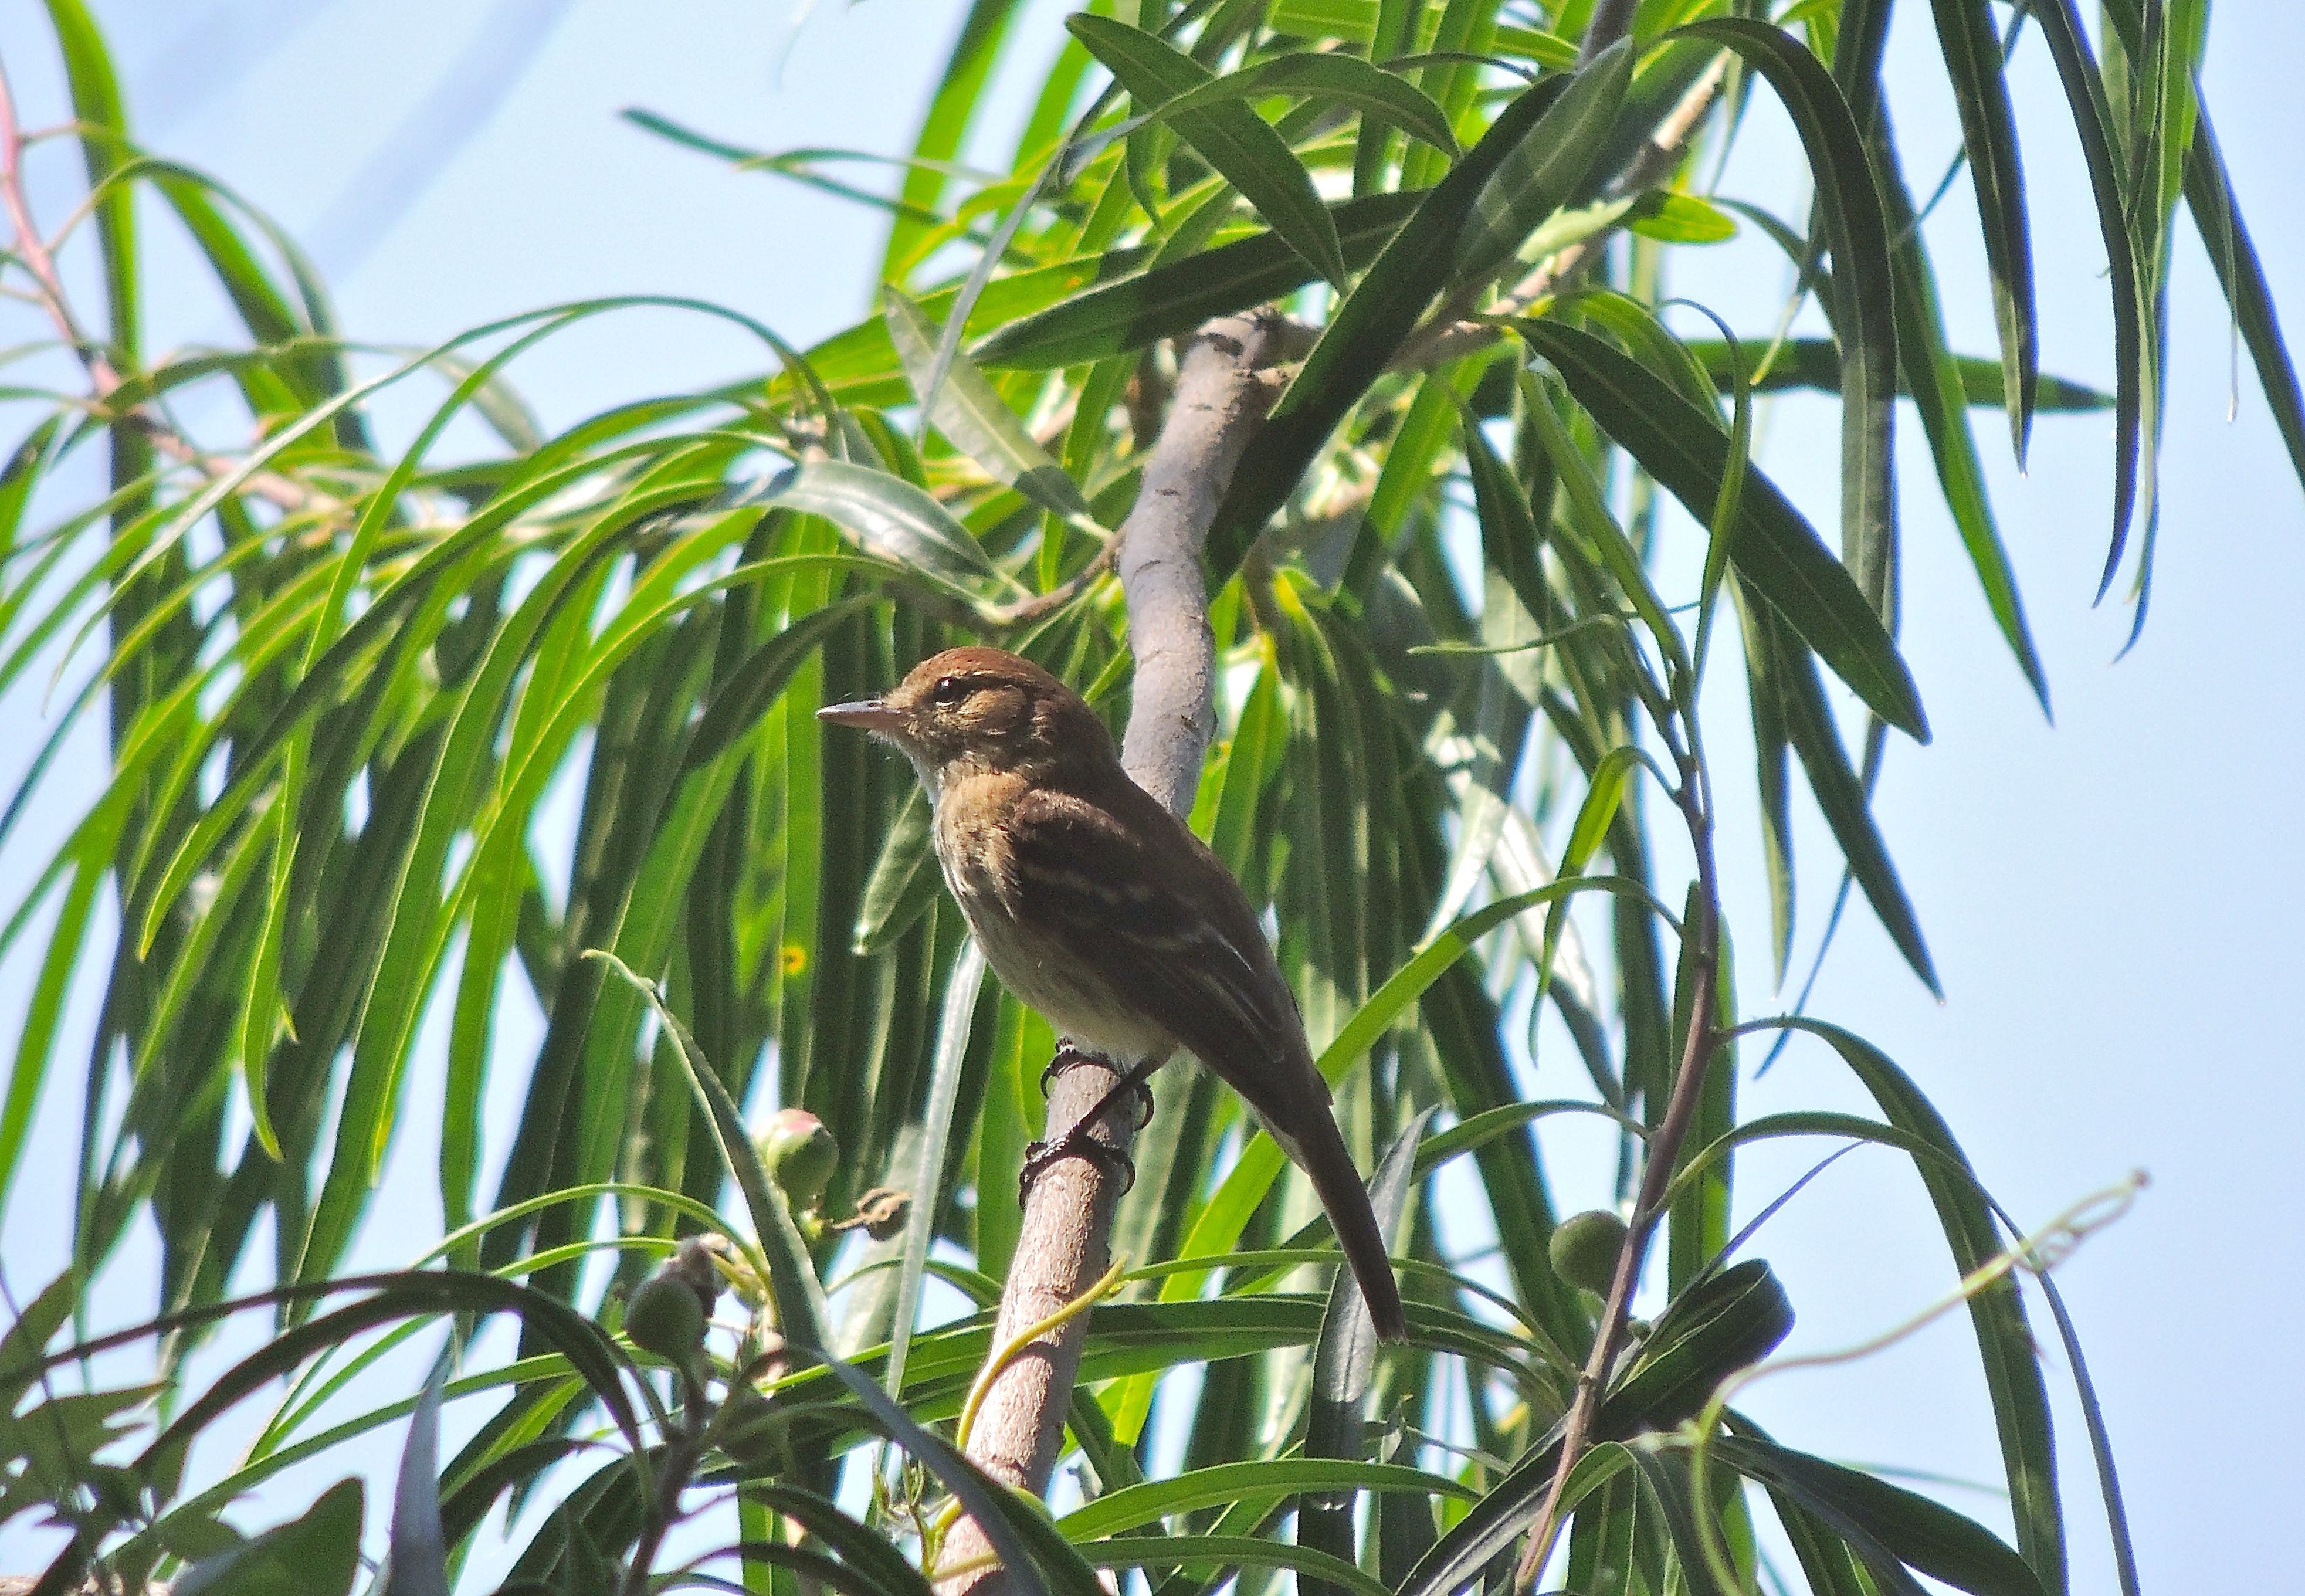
932, 774, 1170, 1062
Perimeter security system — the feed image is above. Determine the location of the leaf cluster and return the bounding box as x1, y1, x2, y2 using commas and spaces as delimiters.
2, 0, 2283, 1589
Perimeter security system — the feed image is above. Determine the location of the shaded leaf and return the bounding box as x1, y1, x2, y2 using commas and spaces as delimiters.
1518, 319, 1927, 740
175, 1477, 362, 1596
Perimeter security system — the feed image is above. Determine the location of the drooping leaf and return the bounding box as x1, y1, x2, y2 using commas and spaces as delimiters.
1070, 14, 1349, 286
1717, 1434, 2046, 1596
1674, 19, 1899, 618
1518, 319, 1928, 740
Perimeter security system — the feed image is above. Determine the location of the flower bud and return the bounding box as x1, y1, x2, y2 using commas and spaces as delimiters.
757, 1108, 839, 1208
624, 1271, 707, 1363
1548, 1209, 1630, 1296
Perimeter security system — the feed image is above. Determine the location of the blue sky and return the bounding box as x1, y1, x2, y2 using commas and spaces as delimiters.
0, 0, 2298, 1587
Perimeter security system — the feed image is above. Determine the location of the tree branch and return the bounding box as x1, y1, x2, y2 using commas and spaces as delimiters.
932, 312, 1293, 1596
1391, 51, 1733, 377
0, 59, 326, 519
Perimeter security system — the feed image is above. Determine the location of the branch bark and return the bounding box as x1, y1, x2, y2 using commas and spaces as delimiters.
933, 313, 1293, 1596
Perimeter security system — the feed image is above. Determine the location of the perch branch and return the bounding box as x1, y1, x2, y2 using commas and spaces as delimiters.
931, 311, 1293, 1596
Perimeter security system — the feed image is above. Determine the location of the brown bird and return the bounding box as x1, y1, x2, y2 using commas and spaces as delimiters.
819, 645, 1407, 1341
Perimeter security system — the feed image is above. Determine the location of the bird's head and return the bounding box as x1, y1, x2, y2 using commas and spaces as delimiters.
818, 646, 1117, 792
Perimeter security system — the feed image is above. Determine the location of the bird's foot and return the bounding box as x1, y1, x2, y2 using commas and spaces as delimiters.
1019, 1125, 1137, 1199
1040, 1048, 1159, 1130
1020, 1051, 1164, 1201
1039, 1044, 1104, 1096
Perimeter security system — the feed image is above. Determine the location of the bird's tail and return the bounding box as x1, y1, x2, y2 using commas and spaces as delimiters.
1279, 1120, 1409, 1343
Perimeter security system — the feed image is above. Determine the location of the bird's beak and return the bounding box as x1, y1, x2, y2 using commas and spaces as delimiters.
817, 697, 904, 736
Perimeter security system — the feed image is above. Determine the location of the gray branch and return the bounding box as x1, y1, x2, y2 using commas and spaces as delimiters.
933, 312, 1292, 1596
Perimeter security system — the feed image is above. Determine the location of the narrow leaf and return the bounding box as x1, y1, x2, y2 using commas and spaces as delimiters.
883, 290, 1101, 533
1520, 319, 1927, 740
1070, 14, 1348, 286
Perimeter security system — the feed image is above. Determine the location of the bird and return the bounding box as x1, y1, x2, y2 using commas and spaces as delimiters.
819, 645, 1408, 1342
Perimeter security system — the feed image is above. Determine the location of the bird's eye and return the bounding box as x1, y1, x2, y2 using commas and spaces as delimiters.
930, 676, 971, 706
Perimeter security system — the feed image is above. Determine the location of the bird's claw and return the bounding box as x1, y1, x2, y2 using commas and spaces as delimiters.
1039, 1045, 1101, 1096
1040, 1048, 1158, 1129
1019, 1127, 1137, 1201
1021, 1050, 1161, 1199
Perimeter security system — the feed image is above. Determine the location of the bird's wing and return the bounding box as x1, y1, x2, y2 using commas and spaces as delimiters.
1003, 784, 1323, 1123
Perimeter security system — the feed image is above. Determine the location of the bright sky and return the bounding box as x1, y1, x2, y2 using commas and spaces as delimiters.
0, 0, 2297, 1588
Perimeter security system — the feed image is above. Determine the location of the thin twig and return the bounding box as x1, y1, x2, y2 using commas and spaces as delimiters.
977, 543, 1114, 629
1513, 738, 1723, 1587
0, 60, 324, 517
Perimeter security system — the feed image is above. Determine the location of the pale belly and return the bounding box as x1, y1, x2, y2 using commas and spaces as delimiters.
972, 908, 1173, 1063
935, 789, 1172, 1063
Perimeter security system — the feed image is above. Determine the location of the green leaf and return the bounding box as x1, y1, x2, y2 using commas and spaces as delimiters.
977, 191, 1422, 370
1624, 1441, 1745, 1596
767, 458, 1003, 589
1625, 191, 1738, 243
1450, 39, 1631, 290
1734, 583, 1796, 980
1918, 0, 2038, 458
1517, 318, 1928, 741
42, 0, 139, 360
739, 1484, 940, 1596
2030, 0, 2152, 580
1717, 1435, 2045, 1596
175, 1477, 364, 1596
883, 290, 1101, 534
1673, 18, 1899, 619
1069, 15, 1348, 287
1270, 0, 1380, 45
1490, 23, 1580, 69
853, 786, 940, 955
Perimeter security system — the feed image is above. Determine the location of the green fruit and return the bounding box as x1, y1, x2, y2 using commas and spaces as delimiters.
624, 1272, 707, 1362
757, 1108, 839, 1207
1549, 1209, 1630, 1295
